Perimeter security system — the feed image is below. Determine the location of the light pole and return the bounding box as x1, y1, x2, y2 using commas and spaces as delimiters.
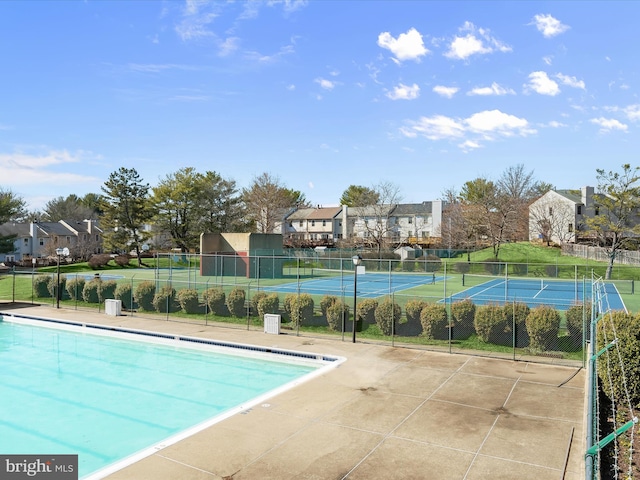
352, 254, 362, 343
55, 247, 69, 309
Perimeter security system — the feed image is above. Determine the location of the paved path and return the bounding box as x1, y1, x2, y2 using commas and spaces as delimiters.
1, 305, 585, 480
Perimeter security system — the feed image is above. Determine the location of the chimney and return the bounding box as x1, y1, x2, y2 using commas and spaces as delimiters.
582, 186, 594, 207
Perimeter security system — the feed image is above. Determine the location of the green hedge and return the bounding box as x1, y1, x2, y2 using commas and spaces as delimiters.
375, 298, 401, 336
226, 288, 246, 317
420, 303, 448, 340
525, 305, 560, 351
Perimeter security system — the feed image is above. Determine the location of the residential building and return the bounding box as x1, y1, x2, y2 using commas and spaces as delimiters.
528, 186, 594, 244
0, 219, 103, 264
284, 206, 343, 247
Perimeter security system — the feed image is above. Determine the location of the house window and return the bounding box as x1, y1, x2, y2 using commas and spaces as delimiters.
568, 223, 574, 232
311, 220, 315, 227
39, 239, 44, 246
24, 238, 28, 245
95, 235, 99, 241
548, 207, 553, 215
322, 220, 326, 227
288, 221, 292, 227
408, 231, 413, 237
408, 218, 412, 224
299, 220, 303, 226
595, 207, 600, 216
66, 236, 71, 244
577, 205, 582, 215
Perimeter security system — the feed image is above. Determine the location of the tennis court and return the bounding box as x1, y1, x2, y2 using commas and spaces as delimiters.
452, 275, 627, 311
262, 269, 440, 299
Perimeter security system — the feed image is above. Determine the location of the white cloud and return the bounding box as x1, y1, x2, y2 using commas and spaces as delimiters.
465, 110, 533, 137
590, 117, 628, 133
218, 37, 239, 57
556, 73, 585, 90
525, 71, 560, 96
459, 140, 482, 152
444, 21, 511, 60
531, 14, 570, 38
387, 83, 420, 100
433, 85, 459, 98
286, 84, 295, 91
624, 104, 640, 121
0, 150, 101, 186
543, 56, 553, 65
547, 120, 568, 128
267, 0, 309, 14
467, 82, 515, 96
175, 2, 218, 41
401, 115, 466, 140
377, 27, 429, 62
400, 109, 535, 149
315, 77, 336, 90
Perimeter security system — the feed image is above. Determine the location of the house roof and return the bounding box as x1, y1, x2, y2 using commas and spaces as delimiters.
307, 207, 342, 220
34, 222, 76, 237
393, 202, 433, 215
346, 204, 396, 217
286, 208, 316, 220
552, 189, 583, 204
0, 222, 30, 237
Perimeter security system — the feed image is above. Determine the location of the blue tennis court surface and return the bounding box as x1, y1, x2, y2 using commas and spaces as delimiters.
262, 271, 439, 298
450, 277, 626, 311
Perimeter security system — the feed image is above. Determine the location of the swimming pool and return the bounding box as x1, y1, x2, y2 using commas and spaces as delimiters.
0, 314, 342, 479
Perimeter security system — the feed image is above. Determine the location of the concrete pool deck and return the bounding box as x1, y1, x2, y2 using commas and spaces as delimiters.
2, 305, 586, 480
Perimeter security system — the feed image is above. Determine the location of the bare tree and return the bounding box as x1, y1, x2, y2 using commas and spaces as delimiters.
352, 181, 402, 253
242, 173, 299, 234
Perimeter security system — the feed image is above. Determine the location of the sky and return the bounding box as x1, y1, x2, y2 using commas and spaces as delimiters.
1, 1, 639, 212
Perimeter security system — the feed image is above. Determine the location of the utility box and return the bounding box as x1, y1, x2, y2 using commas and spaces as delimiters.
264, 314, 281, 335
105, 299, 122, 316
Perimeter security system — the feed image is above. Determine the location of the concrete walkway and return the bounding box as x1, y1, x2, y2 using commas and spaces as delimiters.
1, 305, 585, 480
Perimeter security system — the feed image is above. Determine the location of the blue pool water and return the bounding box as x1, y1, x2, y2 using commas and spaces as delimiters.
0, 317, 322, 478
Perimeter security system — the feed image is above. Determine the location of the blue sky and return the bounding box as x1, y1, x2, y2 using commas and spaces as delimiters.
1, 1, 638, 211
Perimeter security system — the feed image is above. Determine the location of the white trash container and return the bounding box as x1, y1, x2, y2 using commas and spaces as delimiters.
105, 299, 122, 316
264, 314, 281, 334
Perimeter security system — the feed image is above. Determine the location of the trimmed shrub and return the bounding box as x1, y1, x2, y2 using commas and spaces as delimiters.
250, 291, 268, 315
100, 280, 117, 302
320, 295, 338, 317
203, 288, 226, 315
153, 286, 177, 313
82, 279, 101, 303
326, 300, 349, 332
134, 281, 156, 311
405, 299, 428, 325
596, 311, 640, 406
422, 254, 442, 273
374, 298, 401, 336
283, 293, 296, 315
474, 304, 507, 343
177, 288, 201, 314
525, 305, 561, 351
226, 288, 246, 317
289, 293, 314, 327
401, 260, 416, 272
420, 303, 449, 340
115, 283, 134, 310
33, 275, 52, 298
66, 277, 85, 301
566, 302, 590, 346
356, 298, 378, 324
88, 254, 111, 269
504, 302, 530, 347
47, 275, 67, 300
114, 255, 131, 267
454, 262, 470, 274
451, 299, 475, 340
257, 293, 279, 318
